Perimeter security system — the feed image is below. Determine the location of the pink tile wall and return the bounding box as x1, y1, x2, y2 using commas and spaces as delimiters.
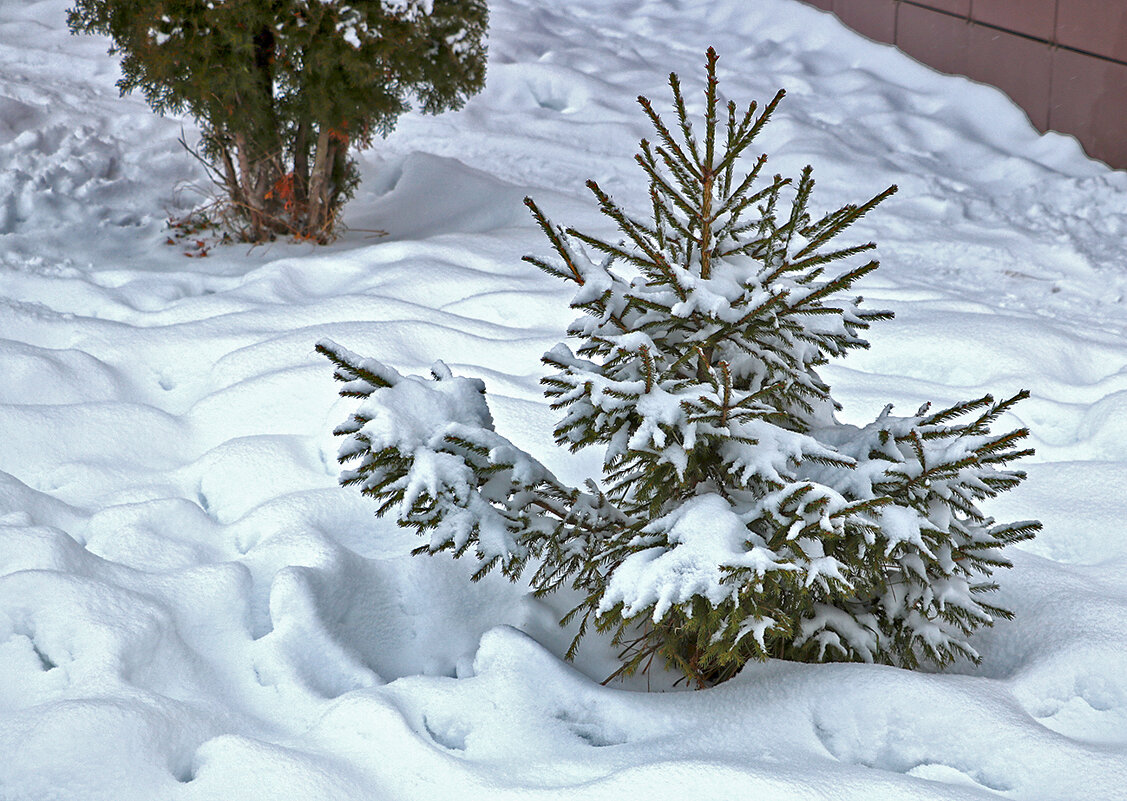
895, 4, 970, 76
1056, 0, 1127, 63
795, 0, 1127, 169
972, 0, 1058, 41
909, 0, 970, 16
834, 0, 898, 43
1050, 49, 1127, 167
966, 25, 1053, 131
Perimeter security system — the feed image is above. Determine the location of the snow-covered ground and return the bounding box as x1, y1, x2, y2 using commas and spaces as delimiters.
3, 0, 1127, 798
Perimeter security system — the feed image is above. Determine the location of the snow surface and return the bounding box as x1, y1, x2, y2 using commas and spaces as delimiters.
3, 0, 1127, 798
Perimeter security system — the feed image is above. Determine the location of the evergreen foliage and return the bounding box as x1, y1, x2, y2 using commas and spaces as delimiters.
68, 0, 488, 242
320, 49, 1039, 686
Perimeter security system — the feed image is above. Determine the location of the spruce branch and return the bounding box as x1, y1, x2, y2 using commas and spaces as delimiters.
637, 92, 702, 181
522, 197, 586, 285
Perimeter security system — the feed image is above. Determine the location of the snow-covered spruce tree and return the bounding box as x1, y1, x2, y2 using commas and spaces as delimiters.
68, 0, 487, 242
319, 49, 1039, 686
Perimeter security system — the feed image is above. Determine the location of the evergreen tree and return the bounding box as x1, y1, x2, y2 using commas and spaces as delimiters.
68, 0, 488, 242
320, 49, 1039, 686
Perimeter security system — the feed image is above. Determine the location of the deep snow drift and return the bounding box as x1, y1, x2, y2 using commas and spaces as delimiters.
2, 0, 1127, 798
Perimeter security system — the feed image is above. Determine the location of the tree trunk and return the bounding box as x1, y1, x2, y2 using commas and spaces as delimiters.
222, 22, 284, 242
306, 128, 341, 241
326, 138, 350, 221
214, 133, 244, 212
696, 168, 715, 382
233, 131, 267, 241
292, 118, 311, 217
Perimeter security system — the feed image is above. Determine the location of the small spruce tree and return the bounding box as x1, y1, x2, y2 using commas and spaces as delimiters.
319, 49, 1039, 686
68, 0, 488, 242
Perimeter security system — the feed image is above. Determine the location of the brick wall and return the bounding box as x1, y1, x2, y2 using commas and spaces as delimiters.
800, 0, 1127, 169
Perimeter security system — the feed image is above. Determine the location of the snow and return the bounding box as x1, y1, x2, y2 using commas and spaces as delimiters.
2, 0, 1127, 798
599, 493, 793, 622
